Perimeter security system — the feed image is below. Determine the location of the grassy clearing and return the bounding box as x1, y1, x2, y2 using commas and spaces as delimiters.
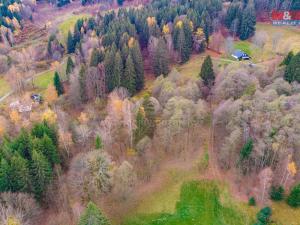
234, 41, 252, 56
123, 180, 253, 225
256, 23, 300, 54
176, 54, 205, 78
271, 201, 300, 225
33, 58, 67, 90
0, 77, 10, 97
58, 14, 89, 42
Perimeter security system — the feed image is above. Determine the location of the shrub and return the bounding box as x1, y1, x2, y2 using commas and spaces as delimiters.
248, 196, 256, 206
270, 186, 284, 201
287, 183, 300, 207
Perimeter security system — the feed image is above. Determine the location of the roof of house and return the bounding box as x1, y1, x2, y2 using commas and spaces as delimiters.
232, 50, 250, 58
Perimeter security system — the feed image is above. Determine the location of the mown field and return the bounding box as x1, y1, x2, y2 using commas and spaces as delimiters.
123, 180, 253, 225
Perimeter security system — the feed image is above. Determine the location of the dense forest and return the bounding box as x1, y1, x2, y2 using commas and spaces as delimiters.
1, 0, 300, 224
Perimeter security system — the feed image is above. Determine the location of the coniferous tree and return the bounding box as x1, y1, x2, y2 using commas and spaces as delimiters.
287, 183, 300, 207
54, 71, 64, 96
280, 51, 294, 66
117, 0, 124, 6
67, 31, 75, 54
200, 55, 215, 87
153, 37, 170, 77
270, 186, 284, 201
47, 34, 56, 56
112, 51, 122, 90
130, 42, 144, 91
12, 129, 32, 160
31, 121, 58, 147
122, 55, 136, 95
33, 134, 59, 166
239, 2, 256, 40
66, 56, 74, 78
30, 149, 52, 201
177, 28, 189, 63
0, 158, 11, 192
105, 46, 117, 92
10, 153, 31, 192
95, 135, 103, 150
240, 138, 253, 160
90, 48, 101, 67
78, 202, 110, 225
284, 52, 300, 83
248, 197, 256, 206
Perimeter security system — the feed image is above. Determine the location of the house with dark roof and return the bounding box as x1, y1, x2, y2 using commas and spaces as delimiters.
231, 50, 251, 60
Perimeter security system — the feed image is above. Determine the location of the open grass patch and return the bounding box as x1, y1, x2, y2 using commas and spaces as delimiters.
0, 77, 10, 97
58, 14, 89, 42
33, 70, 54, 89
176, 54, 205, 78
123, 180, 252, 225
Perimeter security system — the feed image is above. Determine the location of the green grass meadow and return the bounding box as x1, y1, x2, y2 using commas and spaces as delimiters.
123, 180, 253, 225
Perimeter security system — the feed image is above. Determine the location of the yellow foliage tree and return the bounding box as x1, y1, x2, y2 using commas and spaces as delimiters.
162, 24, 170, 34
7, 216, 21, 225
78, 112, 89, 124
42, 109, 57, 124
128, 37, 135, 48
288, 161, 297, 177
10, 110, 20, 125
196, 27, 204, 37
175, 20, 183, 29
147, 17, 156, 27
44, 85, 58, 104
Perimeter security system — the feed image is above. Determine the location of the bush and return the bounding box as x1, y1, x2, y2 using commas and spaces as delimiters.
287, 183, 300, 207
270, 186, 284, 201
248, 196, 256, 206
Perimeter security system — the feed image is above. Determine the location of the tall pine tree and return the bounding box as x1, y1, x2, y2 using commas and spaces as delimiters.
239, 2, 256, 40
66, 56, 74, 79
30, 149, 53, 201
284, 52, 300, 83
105, 45, 117, 92
112, 51, 122, 90
10, 153, 31, 192
153, 37, 170, 77
200, 55, 215, 87
130, 41, 144, 91
67, 31, 75, 54
122, 55, 136, 95
54, 71, 64, 96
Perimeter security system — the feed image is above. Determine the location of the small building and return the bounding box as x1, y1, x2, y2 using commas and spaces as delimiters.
231, 50, 251, 60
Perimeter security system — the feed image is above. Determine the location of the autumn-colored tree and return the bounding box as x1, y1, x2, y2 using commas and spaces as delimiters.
10, 110, 21, 125
44, 85, 58, 104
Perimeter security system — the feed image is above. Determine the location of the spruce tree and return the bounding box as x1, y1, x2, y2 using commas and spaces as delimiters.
284, 52, 300, 83
117, 0, 124, 6
200, 55, 215, 87
10, 153, 31, 192
54, 71, 64, 96
0, 158, 11, 192
90, 48, 101, 67
153, 37, 170, 77
12, 129, 32, 160
287, 183, 300, 207
239, 3, 256, 40
66, 56, 74, 77
78, 202, 110, 225
112, 51, 122, 90
122, 55, 136, 95
33, 134, 59, 166
104, 46, 117, 92
67, 31, 75, 54
95, 135, 103, 150
270, 186, 284, 201
31, 121, 58, 147
30, 149, 53, 201
177, 28, 189, 63
280, 51, 294, 66
130, 42, 144, 91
